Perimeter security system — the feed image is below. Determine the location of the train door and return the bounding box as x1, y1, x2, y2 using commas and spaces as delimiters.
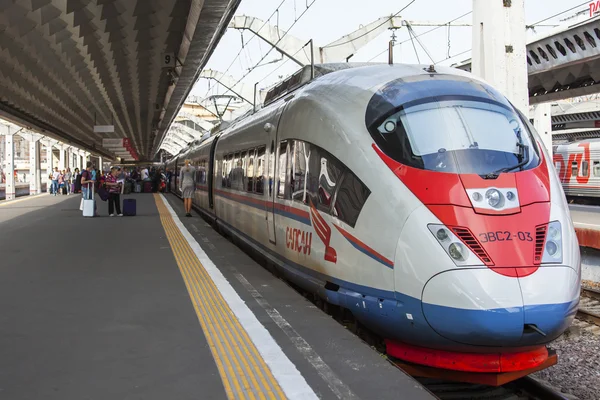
266, 109, 286, 245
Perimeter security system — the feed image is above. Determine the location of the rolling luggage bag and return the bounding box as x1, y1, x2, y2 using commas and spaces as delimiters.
82, 186, 95, 217
123, 199, 136, 216
134, 183, 142, 193
143, 181, 152, 193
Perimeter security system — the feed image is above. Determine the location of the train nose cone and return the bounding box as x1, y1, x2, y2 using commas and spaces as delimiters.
421, 269, 525, 346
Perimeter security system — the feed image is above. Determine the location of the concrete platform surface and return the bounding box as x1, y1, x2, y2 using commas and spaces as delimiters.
0, 193, 434, 400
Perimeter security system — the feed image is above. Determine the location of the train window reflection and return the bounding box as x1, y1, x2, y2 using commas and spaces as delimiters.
571, 161, 578, 177
594, 161, 600, 177
292, 141, 309, 203
368, 99, 540, 175
582, 160, 589, 177
333, 172, 371, 228
226, 154, 233, 188
231, 152, 244, 190
277, 141, 288, 199
317, 154, 343, 213
246, 150, 255, 192
256, 147, 266, 194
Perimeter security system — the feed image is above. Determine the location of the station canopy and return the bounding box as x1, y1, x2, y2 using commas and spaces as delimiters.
0, 0, 240, 160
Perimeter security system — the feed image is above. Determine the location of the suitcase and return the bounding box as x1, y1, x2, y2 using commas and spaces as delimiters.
143, 181, 152, 193
62, 186, 67, 195
123, 199, 136, 216
124, 182, 132, 195
134, 183, 142, 193
82, 186, 95, 217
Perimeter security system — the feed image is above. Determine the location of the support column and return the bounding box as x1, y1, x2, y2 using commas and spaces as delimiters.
5, 130, 15, 200
533, 103, 553, 157
472, 0, 528, 114
29, 135, 40, 195
46, 141, 54, 181
58, 144, 66, 170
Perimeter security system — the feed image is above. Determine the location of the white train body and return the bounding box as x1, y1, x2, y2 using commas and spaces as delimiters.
167, 64, 580, 373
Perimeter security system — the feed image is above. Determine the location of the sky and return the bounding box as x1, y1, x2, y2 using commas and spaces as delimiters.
189, 0, 594, 100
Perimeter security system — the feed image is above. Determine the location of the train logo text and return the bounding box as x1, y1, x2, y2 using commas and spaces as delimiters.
286, 227, 312, 255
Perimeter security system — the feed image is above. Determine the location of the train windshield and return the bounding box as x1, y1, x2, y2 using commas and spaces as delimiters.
366, 76, 540, 176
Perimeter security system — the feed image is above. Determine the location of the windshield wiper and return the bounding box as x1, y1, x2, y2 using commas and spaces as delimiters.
483, 143, 529, 179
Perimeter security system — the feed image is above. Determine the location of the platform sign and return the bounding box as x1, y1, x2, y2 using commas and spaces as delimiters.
163, 53, 176, 68
102, 138, 124, 148
94, 125, 114, 133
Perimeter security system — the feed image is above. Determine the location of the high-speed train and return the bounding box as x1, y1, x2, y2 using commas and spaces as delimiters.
166, 63, 580, 374
555, 139, 600, 198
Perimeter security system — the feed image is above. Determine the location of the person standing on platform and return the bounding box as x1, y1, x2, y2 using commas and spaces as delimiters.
51, 167, 60, 196
81, 162, 98, 216
179, 159, 196, 217
73, 168, 81, 194
64, 168, 72, 195
104, 167, 122, 217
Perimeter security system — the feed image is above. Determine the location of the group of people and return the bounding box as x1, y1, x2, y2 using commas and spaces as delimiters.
49, 167, 79, 195
80, 162, 126, 217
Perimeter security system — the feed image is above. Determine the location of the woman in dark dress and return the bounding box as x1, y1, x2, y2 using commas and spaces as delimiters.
73, 168, 82, 194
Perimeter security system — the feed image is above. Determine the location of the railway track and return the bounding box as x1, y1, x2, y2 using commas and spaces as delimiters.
577, 288, 600, 326
414, 376, 575, 400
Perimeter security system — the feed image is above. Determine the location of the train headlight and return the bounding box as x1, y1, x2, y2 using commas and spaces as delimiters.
485, 189, 503, 208
542, 221, 562, 264
428, 224, 483, 267
436, 228, 449, 241
448, 243, 467, 261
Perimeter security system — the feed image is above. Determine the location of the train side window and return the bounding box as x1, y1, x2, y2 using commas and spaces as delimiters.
255, 147, 266, 194
571, 161, 578, 177
226, 154, 233, 188
582, 160, 589, 177
333, 171, 371, 228
277, 141, 288, 199
317, 151, 344, 213
594, 161, 600, 176
292, 140, 309, 203
221, 157, 227, 187
246, 149, 255, 192
232, 152, 243, 190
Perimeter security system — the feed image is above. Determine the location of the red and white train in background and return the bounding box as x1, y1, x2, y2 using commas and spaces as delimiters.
554, 139, 600, 198
166, 63, 580, 376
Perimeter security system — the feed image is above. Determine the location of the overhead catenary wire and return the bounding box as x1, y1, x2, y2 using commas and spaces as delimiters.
321, 0, 418, 49
367, 11, 472, 62
219, 0, 319, 99
526, 1, 591, 28
202, 0, 289, 98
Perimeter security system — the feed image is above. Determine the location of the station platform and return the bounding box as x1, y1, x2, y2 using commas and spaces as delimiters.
0, 193, 433, 400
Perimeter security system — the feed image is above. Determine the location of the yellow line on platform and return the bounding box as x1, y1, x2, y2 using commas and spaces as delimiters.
153, 194, 286, 400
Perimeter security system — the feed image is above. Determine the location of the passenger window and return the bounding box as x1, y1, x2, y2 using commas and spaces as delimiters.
594, 161, 600, 176
292, 141, 310, 203
246, 150, 255, 192
277, 141, 288, 199
226, 154, 233, 188
221, 158, 227, 187
255, 147, 266, 194
333, 172, 371, 227
571, 161, 578, 177
582, 160, 589, 177
232, 152, 243, 190
317, 152, 344, 213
